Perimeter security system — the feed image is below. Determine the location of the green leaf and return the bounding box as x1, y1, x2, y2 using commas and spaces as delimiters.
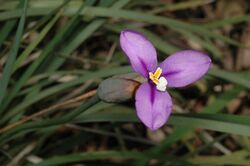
0, 20, 17, 49
203, 14, 250, 29
0, 6, 242, 47
209, 69, 250, 89
76, 107, 250, 136
0, 0, 28, 108
30, 150, 192, 166
13, 9, 61, 71
151, 85, 244, 154
2, 66, 131, 122
189, 150, 250, 165
0, 5, 83, 113
30, 151, 149, 166
46, 0, 131, 72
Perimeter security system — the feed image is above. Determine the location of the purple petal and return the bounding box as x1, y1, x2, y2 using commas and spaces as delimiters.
135, 82, 172, 130
159, 50, 211, 88
120, 30, 158, 77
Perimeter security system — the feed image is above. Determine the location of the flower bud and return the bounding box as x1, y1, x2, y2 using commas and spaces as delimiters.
97, 73, 145, 102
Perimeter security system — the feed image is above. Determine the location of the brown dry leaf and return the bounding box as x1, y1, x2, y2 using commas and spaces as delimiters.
227, 97, 241, 113
23, 31, 39, 44
222, 48, 234, 70
216, 0, 248, 19
241, 107, 250, 115
186, 38, 203, 51
236, 23, 250, 70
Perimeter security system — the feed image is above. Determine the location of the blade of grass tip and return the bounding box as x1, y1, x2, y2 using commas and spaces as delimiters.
46, 0, 130, 72
0, 0, 28, 107
13, 10, 61, 72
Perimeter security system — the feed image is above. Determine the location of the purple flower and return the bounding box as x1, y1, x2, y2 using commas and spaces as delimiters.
120, 30, 212, 130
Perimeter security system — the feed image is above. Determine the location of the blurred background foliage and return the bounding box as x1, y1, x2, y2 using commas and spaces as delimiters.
0, 0, 250, 165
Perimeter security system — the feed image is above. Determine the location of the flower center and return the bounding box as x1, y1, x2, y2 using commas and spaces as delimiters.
149, 67, 168, 92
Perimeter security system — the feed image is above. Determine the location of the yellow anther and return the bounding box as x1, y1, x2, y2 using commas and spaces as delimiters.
149, 67, 162, 85
154, 67, 162, 79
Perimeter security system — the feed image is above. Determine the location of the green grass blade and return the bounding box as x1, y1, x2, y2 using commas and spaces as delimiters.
189, 150, 250, 165
0, 0, 26, 48
151, 85, 244, 154
46, 0, 130, 72
0, 95, 99, 145
0, 5, 83, 112
105, 24, 179, 54
203, 14, 250, 29
2, 66, 131, 122
209, 69, 250, 89
0, 0, 28, 107
80, 7, 242, 47
46, 19, 105, 72
170, 114, 250, 136
0, 20, 17, 48
30, 150, 191, 166
0, 6, 242, 47
13, 10, 61, 71
75, 107, 250, 136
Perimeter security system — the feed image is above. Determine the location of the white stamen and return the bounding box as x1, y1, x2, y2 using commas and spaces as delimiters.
156, 77, 168, 92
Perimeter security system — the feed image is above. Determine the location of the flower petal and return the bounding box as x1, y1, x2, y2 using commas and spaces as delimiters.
159, 50, 211, 87
135, 82, 172, 130
120, 30, 158, 77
